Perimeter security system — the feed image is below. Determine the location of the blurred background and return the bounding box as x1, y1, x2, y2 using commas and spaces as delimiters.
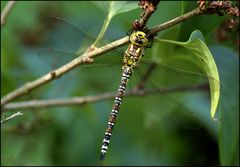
1, 1, 239, 166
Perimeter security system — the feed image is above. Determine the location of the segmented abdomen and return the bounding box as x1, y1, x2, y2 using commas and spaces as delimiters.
99, 30, 147, 160
100, 66, 133, 160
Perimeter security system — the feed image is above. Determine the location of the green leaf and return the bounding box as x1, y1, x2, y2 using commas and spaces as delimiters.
109, 1, 138, 18
156, 30, 220, 119
147, 1, 186, 62
91, 1, 109, 14
92, 1, 138, 19
210, 45, 239, 166
91, 1, 138, 46
149, 1, 183, 38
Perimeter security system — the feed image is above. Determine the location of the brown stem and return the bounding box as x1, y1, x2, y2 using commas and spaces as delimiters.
150, 8, 200, 35
140, 0, 161, 28
1, 111, 23, 124
1, 1, 16, 26
133, 0, 161, 31
2, 83, 208, 112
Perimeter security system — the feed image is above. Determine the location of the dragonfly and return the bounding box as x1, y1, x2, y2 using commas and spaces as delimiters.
99, 30, 152, 160
38, 17, 215, 161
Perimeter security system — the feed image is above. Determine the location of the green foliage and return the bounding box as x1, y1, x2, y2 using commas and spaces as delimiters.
157, 30, 220, 119
210, 46, 239, 166
93, 1, 138, 18
91, 1, 138, 46
1, 1, 239, 166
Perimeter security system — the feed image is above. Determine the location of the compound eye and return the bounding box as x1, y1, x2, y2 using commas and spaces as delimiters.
138, 40, 143, 45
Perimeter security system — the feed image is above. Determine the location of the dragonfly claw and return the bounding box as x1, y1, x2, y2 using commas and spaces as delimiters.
82, 56, 94, 64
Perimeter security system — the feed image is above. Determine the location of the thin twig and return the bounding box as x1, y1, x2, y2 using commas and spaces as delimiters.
2, 83, 208, 111
134, 0, 161, 30
150, 7, 200, 35
1, 111, 23, 124
1, 1, 16, 26
1, 7, 201, 108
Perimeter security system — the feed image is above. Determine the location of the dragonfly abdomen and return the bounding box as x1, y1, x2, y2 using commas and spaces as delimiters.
100, 67, 133, 160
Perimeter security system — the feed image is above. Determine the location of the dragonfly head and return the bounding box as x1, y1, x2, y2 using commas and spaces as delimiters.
130, 31, 148, 47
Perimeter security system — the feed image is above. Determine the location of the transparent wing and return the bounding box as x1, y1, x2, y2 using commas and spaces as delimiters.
39, 49, 125, 92
38, 48, 78, 69
37, 16, 129, 91
45, 17, 96, 53
38, 48, 123, 70
123, 58, 214, 129
37, 16, 129, 92
139, 57, 213, 87
37, 16, 97, 71
41, 16, 126, 55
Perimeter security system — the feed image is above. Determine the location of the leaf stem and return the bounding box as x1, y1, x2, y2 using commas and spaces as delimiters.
93, 15, 111, 47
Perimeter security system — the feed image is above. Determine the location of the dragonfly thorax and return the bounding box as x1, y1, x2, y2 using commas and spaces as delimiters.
122, 31, 148, 69
123, 44, 144, 69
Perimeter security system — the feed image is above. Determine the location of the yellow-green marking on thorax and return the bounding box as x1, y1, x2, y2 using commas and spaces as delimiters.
123, 31, 149, 69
